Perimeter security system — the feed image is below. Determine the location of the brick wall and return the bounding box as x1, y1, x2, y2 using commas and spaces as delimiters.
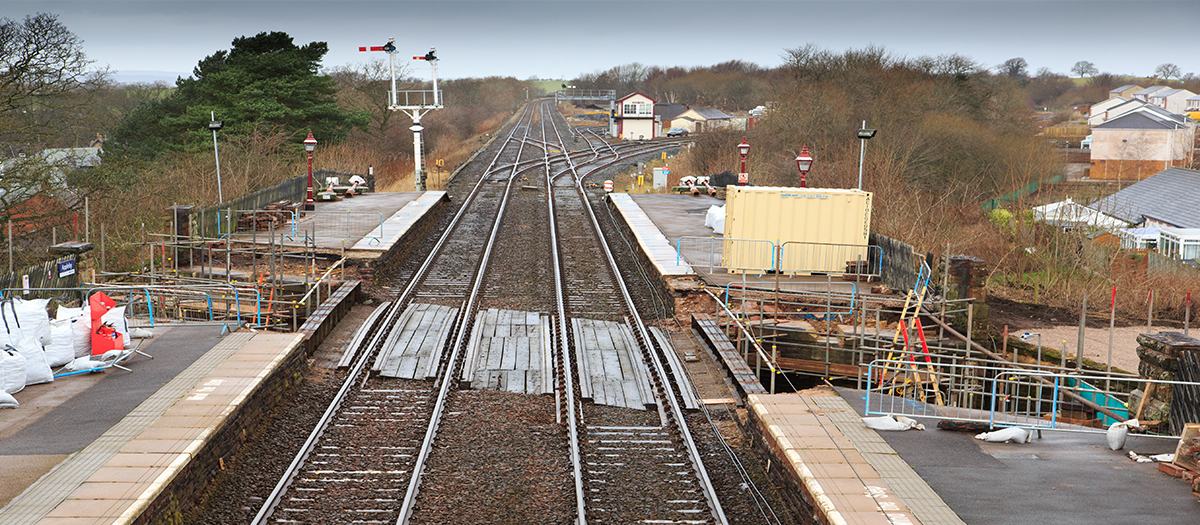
357, 194, 448, 283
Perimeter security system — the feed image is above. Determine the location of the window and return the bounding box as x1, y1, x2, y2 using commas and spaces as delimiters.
622, 102, 651, 116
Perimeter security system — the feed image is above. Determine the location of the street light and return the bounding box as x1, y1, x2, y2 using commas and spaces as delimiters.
795, 144, 813, 188
1020, 331, 1042, 366
303, 131, 317, 211
856, 122, 877, 191
209, 113, 224, 204
737, 137, 750, 186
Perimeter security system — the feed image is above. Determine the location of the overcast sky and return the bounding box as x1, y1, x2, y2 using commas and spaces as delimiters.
5, 0, 1196, 84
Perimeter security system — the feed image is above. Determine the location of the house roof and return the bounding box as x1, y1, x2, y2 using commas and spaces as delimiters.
1099, 98, 1148, 115
1111, 84, 1140, 93
1188, 94, 1200, 101
654, 103, 688, 121
617, 91, 655, 103
688, 107, 733, 120
1133, 86, 1169, 97
1149, 88, 1184, 99
1089, 168, 1200, 227
1092, 106, 1191, 130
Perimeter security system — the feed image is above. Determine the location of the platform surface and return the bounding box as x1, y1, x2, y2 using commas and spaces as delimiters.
228, 191, 438, 253
835, 386, 1200, 524
0, 328, 303, 525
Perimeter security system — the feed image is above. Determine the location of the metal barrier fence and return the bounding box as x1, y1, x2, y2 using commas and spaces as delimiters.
676, 237, 775, 273
676, 236, 882, 277
863, 359, 1198, 435
778, 241, 881, 277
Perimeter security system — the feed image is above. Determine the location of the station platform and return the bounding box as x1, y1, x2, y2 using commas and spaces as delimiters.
232, 190, 447, 261
615, 193, 855, 293
0, 326, 303, 524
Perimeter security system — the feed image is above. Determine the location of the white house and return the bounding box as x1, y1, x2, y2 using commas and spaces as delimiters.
615, 92, 657, 141
1088, 107, 1195, 180
1147, 88, 1196, 115
670, 107, 735, 133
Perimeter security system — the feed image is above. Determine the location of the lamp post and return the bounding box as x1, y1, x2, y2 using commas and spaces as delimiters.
795, 144, 813, 188
856, 122, 877, 190
1020, 331, 1042, 366
737, 137, 750, 186
208, 113, 224, 204
303, 131, 317, 211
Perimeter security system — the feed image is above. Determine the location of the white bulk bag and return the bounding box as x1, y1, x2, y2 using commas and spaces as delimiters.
11, 298, 52, 346
45, 318, 76, 367
1, 347, 27, 394
16, 336, 52, 386
0, 391, 17, 409
975, 427, 1032, 443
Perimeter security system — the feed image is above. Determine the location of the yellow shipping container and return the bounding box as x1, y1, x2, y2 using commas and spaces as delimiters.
722, 186, 873, 274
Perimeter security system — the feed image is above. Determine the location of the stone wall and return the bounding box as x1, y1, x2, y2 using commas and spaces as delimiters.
134, 282, 361, 525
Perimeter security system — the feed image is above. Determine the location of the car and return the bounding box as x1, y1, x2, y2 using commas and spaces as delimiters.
666, 127, 688, 137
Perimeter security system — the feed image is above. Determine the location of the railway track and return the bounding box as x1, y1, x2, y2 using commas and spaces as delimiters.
251, 99, 728, 524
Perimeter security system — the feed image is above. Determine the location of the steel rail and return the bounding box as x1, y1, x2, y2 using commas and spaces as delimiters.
395, 101, 543, 524
250, 105, 540, 525
539, 102, 589, 524
557, 122, 729, 524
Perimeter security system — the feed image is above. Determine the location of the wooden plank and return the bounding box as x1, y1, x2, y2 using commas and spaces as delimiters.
337, 301, 390, 370
488, 370, 504, 390
572, 318, 591, 400
496, 309, 512, 337
380, 308, 428, 373
515, 336, 531, 371
459, 310, 488, 386
619, 324, 655, 407
541, 316, 553, 395
486, 336, 505, 371
425, 306, 458, 380
592, 376, 607, 405
372, 303, 415, 371
501, 336, 518, 370
605, 379, 626, 409
394, 355, 421, 379
506, 370, 526, 393
621, 380, 645, 410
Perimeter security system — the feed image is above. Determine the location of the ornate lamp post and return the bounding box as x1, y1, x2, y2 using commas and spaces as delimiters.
303, 131, 317, 211
795, 144, 813, 188
737, 137, 750, 186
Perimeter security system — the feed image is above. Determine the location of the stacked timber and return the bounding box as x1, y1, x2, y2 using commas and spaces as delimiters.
238, 200, 300, 230
1134, 332, 1200, 435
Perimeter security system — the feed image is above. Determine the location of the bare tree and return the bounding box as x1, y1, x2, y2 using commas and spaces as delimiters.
998, 57, 1029, 80
1070, 60, 1098, 78
1155, 63, 1182, 82
1, 13, 108, 148
0, 13, 108, 223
